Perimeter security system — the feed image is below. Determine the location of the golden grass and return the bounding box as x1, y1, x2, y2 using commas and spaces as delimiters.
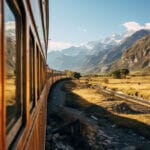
78, 76, 150, 125
5, 77, 16, 106
63, 79, 150, 138
81, 75, 150, 100
72, 85, 150, 126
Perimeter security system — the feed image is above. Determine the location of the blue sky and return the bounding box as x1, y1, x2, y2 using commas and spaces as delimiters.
48, 0, 150, 50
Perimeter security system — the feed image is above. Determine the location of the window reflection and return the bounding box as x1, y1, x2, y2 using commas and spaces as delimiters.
37, 47, 40, 99
30, 0, 46, 55
30, 32, 35, 110
5, 2, 20, 127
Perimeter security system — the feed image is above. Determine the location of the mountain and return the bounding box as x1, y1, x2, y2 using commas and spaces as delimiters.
104, 29, 150, 63
47, 29, 150, 74
47, 46, 89, 71
111, 34, 150, 73
47, 33, 124, 71
86, 29, 150, 73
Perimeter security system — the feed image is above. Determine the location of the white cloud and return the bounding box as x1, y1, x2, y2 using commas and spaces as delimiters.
145, 23, 150, 29
123, 21, 150, 32
48, 41, 74, 51
123, 21, 141, 31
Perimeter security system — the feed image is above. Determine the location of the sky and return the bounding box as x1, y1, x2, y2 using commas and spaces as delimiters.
48, 0, 150, 51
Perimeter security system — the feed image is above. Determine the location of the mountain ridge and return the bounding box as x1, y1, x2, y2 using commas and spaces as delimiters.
47, 29, 150, 74
111, 34, 150, 73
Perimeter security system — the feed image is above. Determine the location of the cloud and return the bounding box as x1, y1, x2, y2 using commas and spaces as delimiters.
78, 26, 87, 32
48, 41, 74, 51
145, 23, 150, 29
123, 21, 150, 32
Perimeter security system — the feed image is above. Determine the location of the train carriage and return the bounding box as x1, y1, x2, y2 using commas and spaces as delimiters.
0, 0, 64, 149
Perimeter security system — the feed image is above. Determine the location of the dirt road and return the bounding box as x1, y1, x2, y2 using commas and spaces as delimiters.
47, 80, 65, 112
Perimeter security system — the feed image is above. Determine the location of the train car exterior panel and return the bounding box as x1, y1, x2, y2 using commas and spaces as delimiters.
0, 0, 67, 149
16, 76, 52, 149
0, 0, 49, 149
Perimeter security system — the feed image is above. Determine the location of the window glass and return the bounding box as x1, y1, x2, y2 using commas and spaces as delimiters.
42, 0, 47, 36
29, 0, 46, 55
29, 32, 35, 110
5, 2, 21, 129
36, 47, 40, 99
41, 60, 42, 88
41, 56, 43, 91
40, 55, 42, 92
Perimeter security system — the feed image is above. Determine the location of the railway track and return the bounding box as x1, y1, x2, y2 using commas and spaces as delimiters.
91, 84, 150, 108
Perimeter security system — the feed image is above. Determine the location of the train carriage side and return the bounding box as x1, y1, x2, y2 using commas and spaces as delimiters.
0, 0, 52, 149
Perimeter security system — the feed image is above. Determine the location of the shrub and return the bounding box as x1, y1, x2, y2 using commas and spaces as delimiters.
73, 72, 81, 79
120, 69, 129, 76
111, 69, 130, 79
135, 92, 138, 96
111, 70, 121, 79
103, 78, 109, 84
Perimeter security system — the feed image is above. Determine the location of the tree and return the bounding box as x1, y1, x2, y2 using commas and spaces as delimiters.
120, 69, 129, 76
111, 70, 121, 79
111, 69, 130, 79
73, 72, 81, 79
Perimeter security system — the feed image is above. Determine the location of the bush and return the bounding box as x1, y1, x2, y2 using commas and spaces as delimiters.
111, 69, 129, 79
120, 69, 129, 76
103, 78, 109, 84
73, 72, 81, 79
135, 91, 138, 96
111, 70, 121, 79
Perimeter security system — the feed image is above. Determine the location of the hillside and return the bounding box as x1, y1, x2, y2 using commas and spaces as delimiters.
111, 34, 150, 73
84, 29, 150, 73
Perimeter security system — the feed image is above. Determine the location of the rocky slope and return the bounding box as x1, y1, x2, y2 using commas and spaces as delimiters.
111, 34, 150, 73
84, 29, 150, 73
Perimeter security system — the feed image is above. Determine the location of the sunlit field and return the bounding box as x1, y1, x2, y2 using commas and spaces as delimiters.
63, 79, 150, 138
80, 75, 150, 100
5, 77, 16, 106
5, 76, 17, 124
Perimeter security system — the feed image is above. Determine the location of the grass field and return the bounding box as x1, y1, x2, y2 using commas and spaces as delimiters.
63, 79, 150, 138
81, 75, 150, 100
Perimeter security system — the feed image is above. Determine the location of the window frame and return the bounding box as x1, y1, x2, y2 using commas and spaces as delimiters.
29, 30, 35, 112
36, 45, 40, 100
5, 0, 24, 147
0, 0, 5, 148
40, 54, 43, 92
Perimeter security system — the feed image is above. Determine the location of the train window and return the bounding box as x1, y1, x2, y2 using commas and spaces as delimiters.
40, 55, 42, 93
41, 56, 43, 91
41, 59, 43, 89
38, 53, 41, 95
40, 55, 42, 92
5, 1, 22, 132
29, 32, 35, 110
29, 0, 46, 55
36, 46, 40, 100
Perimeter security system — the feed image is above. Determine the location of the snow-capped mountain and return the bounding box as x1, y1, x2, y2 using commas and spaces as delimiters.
47, 29, 150, 73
